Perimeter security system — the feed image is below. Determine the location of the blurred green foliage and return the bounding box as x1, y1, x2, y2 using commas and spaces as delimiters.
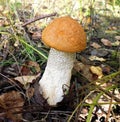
116, 0, 120, 5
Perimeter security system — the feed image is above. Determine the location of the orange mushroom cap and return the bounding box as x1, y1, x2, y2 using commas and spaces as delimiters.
42, 16, 86, 53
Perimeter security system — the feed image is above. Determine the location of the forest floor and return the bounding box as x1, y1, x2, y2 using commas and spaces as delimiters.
0, 1, 120, 122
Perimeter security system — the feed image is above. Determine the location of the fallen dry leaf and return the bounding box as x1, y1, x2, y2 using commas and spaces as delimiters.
91, 49, 109, 57
115, 36, 120, 41
112, 40, 120, 46
90, 42, 101, 49
101, 38, 112, 47
90, 66, 103, 79
111, 26, 117, 30
89, 56, 106, 62
74, 61, 85, 72
14, 73, 40, 88
21, 61, 41, 75
28, 61, 41, 73
0, 91, 24, 121
108, 26, 117, 30
74, 61, 93, 81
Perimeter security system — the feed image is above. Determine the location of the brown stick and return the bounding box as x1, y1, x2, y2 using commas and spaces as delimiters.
22, 12, 57, 27
97, 86, 120, 102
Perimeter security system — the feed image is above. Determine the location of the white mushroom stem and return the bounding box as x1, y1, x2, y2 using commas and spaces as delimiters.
39, 48, 75, 105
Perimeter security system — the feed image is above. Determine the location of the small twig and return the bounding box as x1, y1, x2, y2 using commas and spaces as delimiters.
97, 86, 120, 102
105, 95, 113, 122
3, 70, 18, 76
22, 12, 57, 27
0, 72, 23, 92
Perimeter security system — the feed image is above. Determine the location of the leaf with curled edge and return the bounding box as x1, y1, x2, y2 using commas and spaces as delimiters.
14, 73, 40, 88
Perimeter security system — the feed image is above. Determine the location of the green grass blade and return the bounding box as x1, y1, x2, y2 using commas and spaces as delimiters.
19, 38, 48, 60
86, 85, 116, 122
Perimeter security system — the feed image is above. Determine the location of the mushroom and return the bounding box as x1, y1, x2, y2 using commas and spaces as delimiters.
39, 16, 86, 106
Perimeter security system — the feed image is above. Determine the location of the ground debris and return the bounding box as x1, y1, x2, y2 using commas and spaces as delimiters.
0, 91, 24, 122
